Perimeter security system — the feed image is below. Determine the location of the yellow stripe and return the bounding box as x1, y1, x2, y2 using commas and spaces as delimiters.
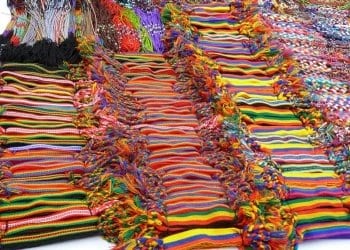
239, 106, 296, 115
191, 21, 240, 29
252, 118, 301, 125
282, 198, 342, 211
252, 128, 314, 137
167, 210, 234, 223
341, 196, 350, 205
222, 77, 276, 86
198, 6, 230, 12
284, 172, 338, 178
2, 190, 86, 203
163, 228, 241, 244
234, 92, 280, 101
197, 28, 240, 35
220, 66, 278, 75
0, 200, 84, 212
259, 143, 315, 149
297, 211, 348, 221
3, 226, 97, 244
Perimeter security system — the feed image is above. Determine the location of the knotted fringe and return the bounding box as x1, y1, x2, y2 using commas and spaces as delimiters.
67, 37, 167, 249
161, 2, 296, 249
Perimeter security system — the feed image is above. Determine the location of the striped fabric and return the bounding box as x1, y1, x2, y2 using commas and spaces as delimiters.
0, 63, 98, 249
159, 0, 348, 248
116, 53, 235, 232
1, 0, 349, 249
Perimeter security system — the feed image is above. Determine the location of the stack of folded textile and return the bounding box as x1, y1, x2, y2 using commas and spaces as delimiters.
0, 63, 98, 249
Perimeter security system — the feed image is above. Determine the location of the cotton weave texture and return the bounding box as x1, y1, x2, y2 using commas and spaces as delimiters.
0, 0, 349, 249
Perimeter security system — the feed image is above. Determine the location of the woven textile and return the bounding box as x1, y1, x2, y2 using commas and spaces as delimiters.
0, 0, 349, 249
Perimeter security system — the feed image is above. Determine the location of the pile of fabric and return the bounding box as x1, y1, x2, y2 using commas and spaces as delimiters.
0, 0, 349, 249
0, 63, 98, 249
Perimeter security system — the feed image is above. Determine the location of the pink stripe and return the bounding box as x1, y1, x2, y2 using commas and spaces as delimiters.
272, 158, 330, 164
0, 97, 73, 107
7, 208, 91, 229
10, 160, 84, 171
2, 86, 73, 100
0, 71, 75, 86
0, 221, 6, 231
4, 111, 72, 122
5, 127, 79, 134
91, 200, 118, 215
133, 124, 196, 131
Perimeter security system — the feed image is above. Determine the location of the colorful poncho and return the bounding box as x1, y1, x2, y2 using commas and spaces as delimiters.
0, 0, 349, 249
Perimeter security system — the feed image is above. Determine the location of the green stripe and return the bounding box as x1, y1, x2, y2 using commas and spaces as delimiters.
0, 93, 74, 103
0, 121, 74, 129
1, 190, 86, 203
0, 198, 85, 211
1, 63, 68, 76
297, 214, 350, 226
6, 217, 98, 237
2, 227, 98, 249
7, 105, 77, 116
0, 204, 87, 220
3, 76, 73, 91
168, 207, 234, 218
240, 110, 299, 120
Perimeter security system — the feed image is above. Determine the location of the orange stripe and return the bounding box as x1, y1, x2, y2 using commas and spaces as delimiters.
166, 183, 221, 194
167, 204, 230, 216
165, 196, 223, 206
163, 179, 214, 187
288, 202, 343, 212
168, 215, 234, 227
167, 236, 242, 250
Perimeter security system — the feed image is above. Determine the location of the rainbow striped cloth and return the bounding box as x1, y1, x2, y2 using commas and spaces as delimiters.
0, 63, 98, 249
1, 0, 349, 249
